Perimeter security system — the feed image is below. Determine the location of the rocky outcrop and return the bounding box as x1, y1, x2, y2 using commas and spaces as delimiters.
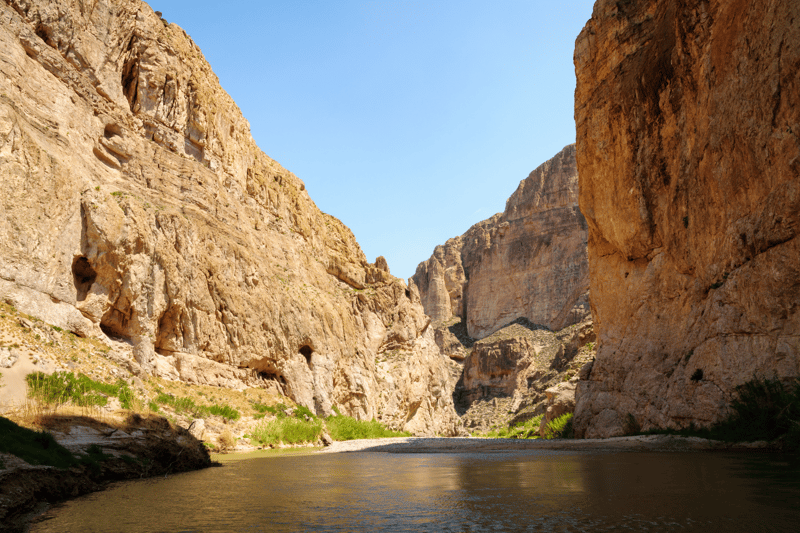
573, 0, 800, 438
455, 318, 594, 432
0, 0, 459, 435
0, 413, 211, 532
411, 144, 590, 339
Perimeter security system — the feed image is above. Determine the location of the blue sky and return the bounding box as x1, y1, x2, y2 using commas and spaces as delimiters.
156, 1, 597, 280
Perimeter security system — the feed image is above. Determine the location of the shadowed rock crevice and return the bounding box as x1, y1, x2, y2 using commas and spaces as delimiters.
71, 256, 97, 302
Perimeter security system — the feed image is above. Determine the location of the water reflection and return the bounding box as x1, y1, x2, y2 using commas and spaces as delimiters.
31, 450, 800, 532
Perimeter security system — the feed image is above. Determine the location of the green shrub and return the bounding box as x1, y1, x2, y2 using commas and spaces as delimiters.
117, 381, 135, 410
484, 415, 543, 439
207, 404, 241, 421
249, 417, 323, 446
641, 378, 800, 448
155, 393, 240, 421
26, 372, 142, 412
708, 378, 800, 443
326, 414, 410, 441
543, 413, 574, 439
27, 372, 112, 408
251, 402, 272, 414
0, 416, 76, 469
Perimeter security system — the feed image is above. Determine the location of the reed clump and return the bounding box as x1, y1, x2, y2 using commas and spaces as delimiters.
246, 404, 408, 447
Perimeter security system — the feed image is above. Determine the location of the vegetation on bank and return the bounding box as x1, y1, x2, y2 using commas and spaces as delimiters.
3, 302, 413, 456
26, 371, 136, 411
153, 391, 240, 421
485, 415, 543, 439
481, 413, 574, 440
640, 378, 800, 450
326, 406, 411, 441
245, 403, 410, 447
543, 413, 574, 439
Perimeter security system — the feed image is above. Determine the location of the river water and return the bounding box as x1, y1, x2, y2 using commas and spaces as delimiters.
30, 448, 800, 532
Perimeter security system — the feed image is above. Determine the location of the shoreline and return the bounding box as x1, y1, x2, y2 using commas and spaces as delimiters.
0, 414, 211, 533
318, 434, 778, 454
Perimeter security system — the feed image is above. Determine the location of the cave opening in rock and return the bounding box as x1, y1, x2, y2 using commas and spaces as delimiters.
103, 123, 121, 139
72, 255, 97, 302
258, 371, 279, 381
120, 41, 140, 112
99, 321, 122, 340
299, 345, 313, 367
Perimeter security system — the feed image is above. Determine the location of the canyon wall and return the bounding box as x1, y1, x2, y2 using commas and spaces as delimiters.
411, 145, 593, 429
0, 0, 461, 435
411, 144, 590, 339
573, 0, 800, 437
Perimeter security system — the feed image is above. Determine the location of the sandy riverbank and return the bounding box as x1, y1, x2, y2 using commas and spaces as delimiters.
320, 434, 776, 454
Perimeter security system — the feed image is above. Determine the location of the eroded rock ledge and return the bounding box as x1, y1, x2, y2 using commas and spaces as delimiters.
0, 414, 211, 533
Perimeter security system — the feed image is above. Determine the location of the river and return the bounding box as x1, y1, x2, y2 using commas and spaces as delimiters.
30, 447, 800, 532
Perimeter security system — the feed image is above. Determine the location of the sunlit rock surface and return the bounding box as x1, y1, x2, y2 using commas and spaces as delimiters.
0, 0, 460, 436
573, 0, 800, 438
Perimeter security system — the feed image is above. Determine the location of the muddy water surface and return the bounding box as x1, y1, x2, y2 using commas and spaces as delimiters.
31, 449, 800, 532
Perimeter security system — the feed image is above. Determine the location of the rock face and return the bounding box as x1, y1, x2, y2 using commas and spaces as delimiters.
573, 0, 800, 438
456, 318, 594, 432
411, 144, 590, 339
0, 0, 460, 436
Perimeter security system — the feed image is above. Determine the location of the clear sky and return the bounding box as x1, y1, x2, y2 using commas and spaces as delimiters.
155, 1, 597, 280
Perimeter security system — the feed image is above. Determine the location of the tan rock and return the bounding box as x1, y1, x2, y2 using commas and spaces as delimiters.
573, 0, 800, 438
538, 379, 577, 438
411, 144, 590, 339
0, 0, 460, 436
456, 319, 594, 432
187, 419, 205, 441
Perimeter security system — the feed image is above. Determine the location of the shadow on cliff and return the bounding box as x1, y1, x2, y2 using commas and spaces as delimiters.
451, 317, 552, 417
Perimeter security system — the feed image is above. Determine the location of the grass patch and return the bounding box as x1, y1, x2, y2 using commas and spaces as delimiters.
246, 404, 408, 446
0, 416, 76, 469
543, 413, 574, 439
247, 403, 322, 446
484, 415, 544, 439
26, 371, 122, 409
326, 415, 410, 441
249, 417, 323, 446
155, 392, 240, 421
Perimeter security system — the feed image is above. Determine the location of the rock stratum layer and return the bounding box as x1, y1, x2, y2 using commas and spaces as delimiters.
574, 0, 800, 437
0, 0, 460, 436
411, 144, 590, 339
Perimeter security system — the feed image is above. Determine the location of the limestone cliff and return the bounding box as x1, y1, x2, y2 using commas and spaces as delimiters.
0, 0, 460, 436
411, 145, 593, 430
573, 0, 800, 437
411, 144, 590, 339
